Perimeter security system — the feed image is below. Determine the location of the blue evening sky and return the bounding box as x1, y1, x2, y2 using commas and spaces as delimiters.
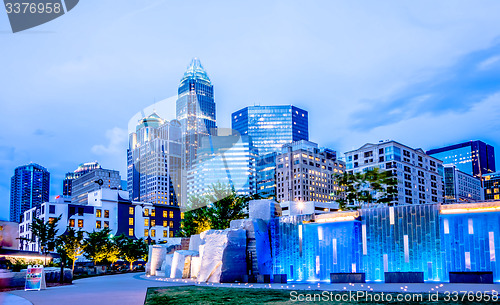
1, 1, 500, 220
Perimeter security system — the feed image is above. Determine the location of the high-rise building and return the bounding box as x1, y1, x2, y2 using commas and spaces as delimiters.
71, 168, 122, 204
276, 140, 344, 203
127, 112, 183, 210
176, 58, 216, 170
443, 164, 483, 203
483, 172, 500, 200
231, 105, 308, 156
187, 129, 257, 199
10, 163, 50, 222
345, 141, 444, 205
232, 105, 309, 200
427, 140, 496, 178
62, 161, 101, 196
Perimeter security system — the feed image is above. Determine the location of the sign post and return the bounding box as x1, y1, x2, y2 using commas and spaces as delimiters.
25, 265, 46, 291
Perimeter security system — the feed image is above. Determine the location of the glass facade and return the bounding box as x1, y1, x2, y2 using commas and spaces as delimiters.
231, 105, 308, 156
256, 152, 278, 199
427, 140, 496, 178
269, 203, 500, 282
10, 163, 50, 222
62, 161, 101, 196
187, 132, 257, 199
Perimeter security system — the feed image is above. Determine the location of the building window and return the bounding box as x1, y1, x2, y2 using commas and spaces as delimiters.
163, 220, 168, 227
151, 209, 155, 217
104, 210, 109, 218
48, 217, 56, 224
69, 219, 75, 227
169, 221, 174, 228
144, 229, 149, 237
181, 213, 184, 219
151, 219, 156, 227
49, 205, 55, 214
129, 218, 134, 225
163, 230, 168, 237
129, 207, 134, 215
144, 208, 149, 216
163, 211, 168, 218
169, 211, 174, 218
96, 209, 102, 218
96, 221, 101, 229
144, 219, 149, 227
151, 229, 156, 237
104, 221, 109, 228
169, 231, 173, 237
78, 208, 84, 216
78, 219, 83, 228
129, 228, 134, 236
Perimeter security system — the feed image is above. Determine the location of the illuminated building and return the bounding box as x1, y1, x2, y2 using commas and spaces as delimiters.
483, 172, 500, 200
127, 112, 182, 234
176, 58, 216, 170
62, 161, 101, 196
187, 129, 257, 198
232, 105, 309, 200
427, 140, 496, 178
276, 140, 344, 203
10, 163, 50, 223
345, 140, 444, 205
443, 164, 483, 203
19, 189, 179, 251
71, 168, 122, 204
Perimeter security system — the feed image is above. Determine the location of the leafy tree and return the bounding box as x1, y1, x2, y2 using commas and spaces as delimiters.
55, 227, 85, 272
115, 235, 149, 270
179, 182, 254, 236
83, 228, 119, 266
334, 168, 398, 209
24, 215, 61, 265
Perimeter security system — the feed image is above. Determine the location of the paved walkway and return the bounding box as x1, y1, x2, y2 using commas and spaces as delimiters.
2, 273, 500, 305
2, 273, 189, 305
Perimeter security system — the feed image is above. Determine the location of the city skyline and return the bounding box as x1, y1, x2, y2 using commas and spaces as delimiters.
2, 1, 500, 219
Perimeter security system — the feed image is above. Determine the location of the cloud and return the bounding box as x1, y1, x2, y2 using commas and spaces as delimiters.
91, 127, 128, 156
349, 39, 500, 131
33, 129, 54, 137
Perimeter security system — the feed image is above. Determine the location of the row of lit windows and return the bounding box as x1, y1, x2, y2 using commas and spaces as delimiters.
96, 209, 110, 218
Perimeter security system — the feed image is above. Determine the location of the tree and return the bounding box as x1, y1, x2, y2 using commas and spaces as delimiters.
178, 182, 254, 236
334, 168, 398, 208
115, 235, 148, 270
25, 215, 61, 265
55, 227, 85, 272
83, 228, 119, 266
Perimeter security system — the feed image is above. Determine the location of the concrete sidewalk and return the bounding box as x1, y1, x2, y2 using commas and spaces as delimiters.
5, 273, 189, 305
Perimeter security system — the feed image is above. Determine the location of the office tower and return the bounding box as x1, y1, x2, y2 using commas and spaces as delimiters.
232, 105, 309, 200
176, 58, 216, 170
345, 140, 444, 205
127, 112, 183, 208
10, 163, 50, 222
231, 105, 308, 156
187, 129, 257, 199
62, 161, 101, 196
443, 164, 483, 203
276, 140, 344, 203
71, 168, 122, 204
483, 172, 500, 200
427, 140, 496, 178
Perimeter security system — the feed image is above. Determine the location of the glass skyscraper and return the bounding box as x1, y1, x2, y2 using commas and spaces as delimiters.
10, 163, 50, 222
231, 105, 308, 156
427, 140, 496, 178
231, 105, 309, 199
176, 58, 216, 170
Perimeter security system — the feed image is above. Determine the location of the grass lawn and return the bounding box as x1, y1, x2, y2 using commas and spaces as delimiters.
144, 286, 468, 305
